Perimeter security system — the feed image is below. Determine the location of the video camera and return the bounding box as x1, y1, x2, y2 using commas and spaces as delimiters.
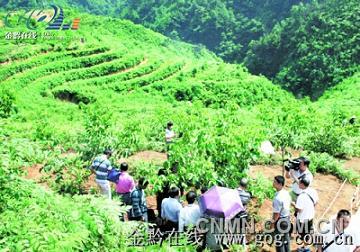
284, 158, 301, 171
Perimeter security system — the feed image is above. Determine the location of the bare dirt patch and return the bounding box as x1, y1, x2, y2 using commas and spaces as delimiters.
127, 150, 167, 164
343, 157, 360, 174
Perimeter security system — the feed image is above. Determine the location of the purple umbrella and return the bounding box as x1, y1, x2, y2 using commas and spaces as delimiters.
199, 186, 244, 219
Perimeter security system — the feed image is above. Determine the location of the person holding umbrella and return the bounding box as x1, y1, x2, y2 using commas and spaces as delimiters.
198, 185, 246, 251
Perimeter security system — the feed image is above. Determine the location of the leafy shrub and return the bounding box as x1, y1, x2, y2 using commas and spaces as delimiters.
248, 174, 275, 204
53, 89, 95, 105
78, 104, 114, 160
303, 124, 351, 158
0, 89, 16, 118
0, 178, 133, 251
307, 151, 359, 185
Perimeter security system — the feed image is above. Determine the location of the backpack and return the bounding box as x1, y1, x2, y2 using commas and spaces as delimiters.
107, 168, 121, 183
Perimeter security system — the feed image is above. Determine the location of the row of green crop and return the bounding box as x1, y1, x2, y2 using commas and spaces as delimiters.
306, 151, 360, 185
62, 59, 164, 88
0, 43, 58, 63
0, 46, 110, 82
45, 59, 165, 104
113, 62, 185, 92
52, 88, 96, 105
48, 59, 170, 97
3, 50, 125, 89
37, 54, 144, 90
194, 64, 247, 82
147, 75, 291, 109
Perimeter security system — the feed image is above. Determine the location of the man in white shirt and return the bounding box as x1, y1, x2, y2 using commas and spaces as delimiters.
272, 175, 292, 252
165, 121, 176, 144
286, 157, 314, 202
317, 209, 357, 252
161, 187, 183, 231
294, 177, 318, 252
179, 191, 201, 232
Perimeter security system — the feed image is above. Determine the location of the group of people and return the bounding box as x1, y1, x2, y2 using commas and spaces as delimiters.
88, 123, 359, 252
271, 157, 359, 252
88, 147, 253, 239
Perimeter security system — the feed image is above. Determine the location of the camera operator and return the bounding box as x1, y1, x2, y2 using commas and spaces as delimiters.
285, 157, 313, 202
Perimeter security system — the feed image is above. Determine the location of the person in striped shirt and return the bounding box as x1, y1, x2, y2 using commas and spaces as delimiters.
91, 149, 113, 199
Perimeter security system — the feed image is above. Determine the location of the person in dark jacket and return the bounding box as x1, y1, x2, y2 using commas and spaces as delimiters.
129, 177, 149, 221
237, 178, 252, 207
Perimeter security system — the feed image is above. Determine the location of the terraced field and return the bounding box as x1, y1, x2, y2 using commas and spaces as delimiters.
0, 14, 294, 135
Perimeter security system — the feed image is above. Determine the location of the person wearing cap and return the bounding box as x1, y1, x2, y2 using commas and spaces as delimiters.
286, 157, 314, 202
294, 177, 318, 252
90, 149, 113, 199
237, 178, 252, 207
272, 175, 292, 252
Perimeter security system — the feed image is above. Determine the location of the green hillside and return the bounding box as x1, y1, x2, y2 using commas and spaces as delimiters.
0, 0, 313, 64
0, 7, 359, 251
316, 71, 360, 113
3, 0, 358, 100
245, 0, 360, 99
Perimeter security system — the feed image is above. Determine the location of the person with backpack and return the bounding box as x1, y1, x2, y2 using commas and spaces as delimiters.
294, 177, 318, 252
317, 209, 356, 252
129, 177, 149, 222
90, 149, 113, 199
116, 162, 135, 205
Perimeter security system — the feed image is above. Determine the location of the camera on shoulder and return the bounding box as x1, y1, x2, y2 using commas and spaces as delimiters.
285, 158, 301, 171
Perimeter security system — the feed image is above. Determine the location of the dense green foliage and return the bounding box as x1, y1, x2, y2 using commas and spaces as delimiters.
0, 88, 16, 118
245, 0, 360, 98
0, 179, 131, 251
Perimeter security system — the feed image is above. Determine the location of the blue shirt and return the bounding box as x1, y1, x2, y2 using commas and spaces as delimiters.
161, 197, 182, 223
